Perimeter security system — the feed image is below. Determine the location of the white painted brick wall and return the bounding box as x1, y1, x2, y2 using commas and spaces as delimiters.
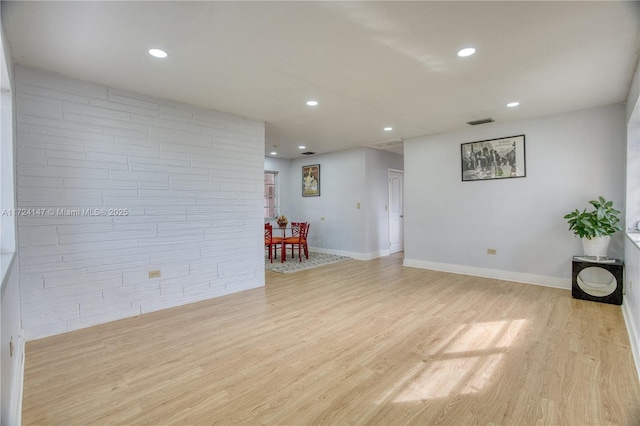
15, 66, 265, 340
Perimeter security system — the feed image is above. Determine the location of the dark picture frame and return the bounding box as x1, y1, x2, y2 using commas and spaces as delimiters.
461, 134, 526, 181
302, 164, 320, 196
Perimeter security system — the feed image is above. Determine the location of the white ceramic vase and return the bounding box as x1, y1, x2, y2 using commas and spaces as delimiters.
581, 235, 611, 257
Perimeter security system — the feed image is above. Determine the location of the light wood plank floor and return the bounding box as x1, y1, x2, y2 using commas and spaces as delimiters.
23, 254, 640, 425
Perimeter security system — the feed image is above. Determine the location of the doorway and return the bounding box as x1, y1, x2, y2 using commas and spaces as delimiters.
388, 169, 404, 254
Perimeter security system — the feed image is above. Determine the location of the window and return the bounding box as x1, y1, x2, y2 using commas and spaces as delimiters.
264, 171, 278, 218
0, 24, 15, 254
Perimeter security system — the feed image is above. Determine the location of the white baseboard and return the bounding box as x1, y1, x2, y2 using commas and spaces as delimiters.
308, 247, 389, 261
403, 258, 571, 290
622, 302, 640, 383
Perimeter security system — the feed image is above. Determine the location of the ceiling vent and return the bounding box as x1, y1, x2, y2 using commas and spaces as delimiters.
301, 151, 316, 155
466, 118, 495, 126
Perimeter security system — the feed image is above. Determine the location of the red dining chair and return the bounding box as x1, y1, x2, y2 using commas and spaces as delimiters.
283, 222, 309, 262
288, 222, 302, 257
264, 223, 277, 263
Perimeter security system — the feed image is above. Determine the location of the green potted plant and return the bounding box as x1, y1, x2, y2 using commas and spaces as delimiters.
563, 196, 622, 257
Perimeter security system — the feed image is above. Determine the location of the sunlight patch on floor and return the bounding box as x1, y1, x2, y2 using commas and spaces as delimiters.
384, 319, 527, 403
393, 354, 505, 401
446, 319, 526, 353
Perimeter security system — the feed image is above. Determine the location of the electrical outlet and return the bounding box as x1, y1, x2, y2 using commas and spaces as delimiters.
487, 248, 497, 255
148, 270, 161, 278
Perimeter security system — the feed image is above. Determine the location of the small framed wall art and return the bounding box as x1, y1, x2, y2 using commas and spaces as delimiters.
461, 134, 526, 181
302, 164, 320, 197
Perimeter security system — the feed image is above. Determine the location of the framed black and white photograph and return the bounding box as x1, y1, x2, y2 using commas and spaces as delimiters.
461, 134, 526, 181
302, 164, 320, 196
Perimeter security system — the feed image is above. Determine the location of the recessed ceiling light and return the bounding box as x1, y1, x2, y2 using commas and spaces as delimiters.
384, 127, 393, 131
270, 151, 277, 155
298, 145, 306, 149
306, 100, 318, 106
457, 47, 476, 57
507, 102, 520, 108
148, 48, 168, 58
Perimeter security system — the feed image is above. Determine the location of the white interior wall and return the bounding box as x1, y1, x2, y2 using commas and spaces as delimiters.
404, 104, 626, 287
1, 258, 21, 426
15, 66, 265, 340
266, 147, 403, 259
365, 148, 404, 257
624, 236, 640, 379
290, 149, 367, 255
0, 14, 23, 426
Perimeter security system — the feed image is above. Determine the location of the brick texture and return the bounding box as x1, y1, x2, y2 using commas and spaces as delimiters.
15, 66, 265, 340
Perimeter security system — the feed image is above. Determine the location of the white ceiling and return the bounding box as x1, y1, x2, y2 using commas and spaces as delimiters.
2, 1, 639, 159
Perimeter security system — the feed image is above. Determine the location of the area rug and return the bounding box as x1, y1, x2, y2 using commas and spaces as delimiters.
265, 252, 350, 274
